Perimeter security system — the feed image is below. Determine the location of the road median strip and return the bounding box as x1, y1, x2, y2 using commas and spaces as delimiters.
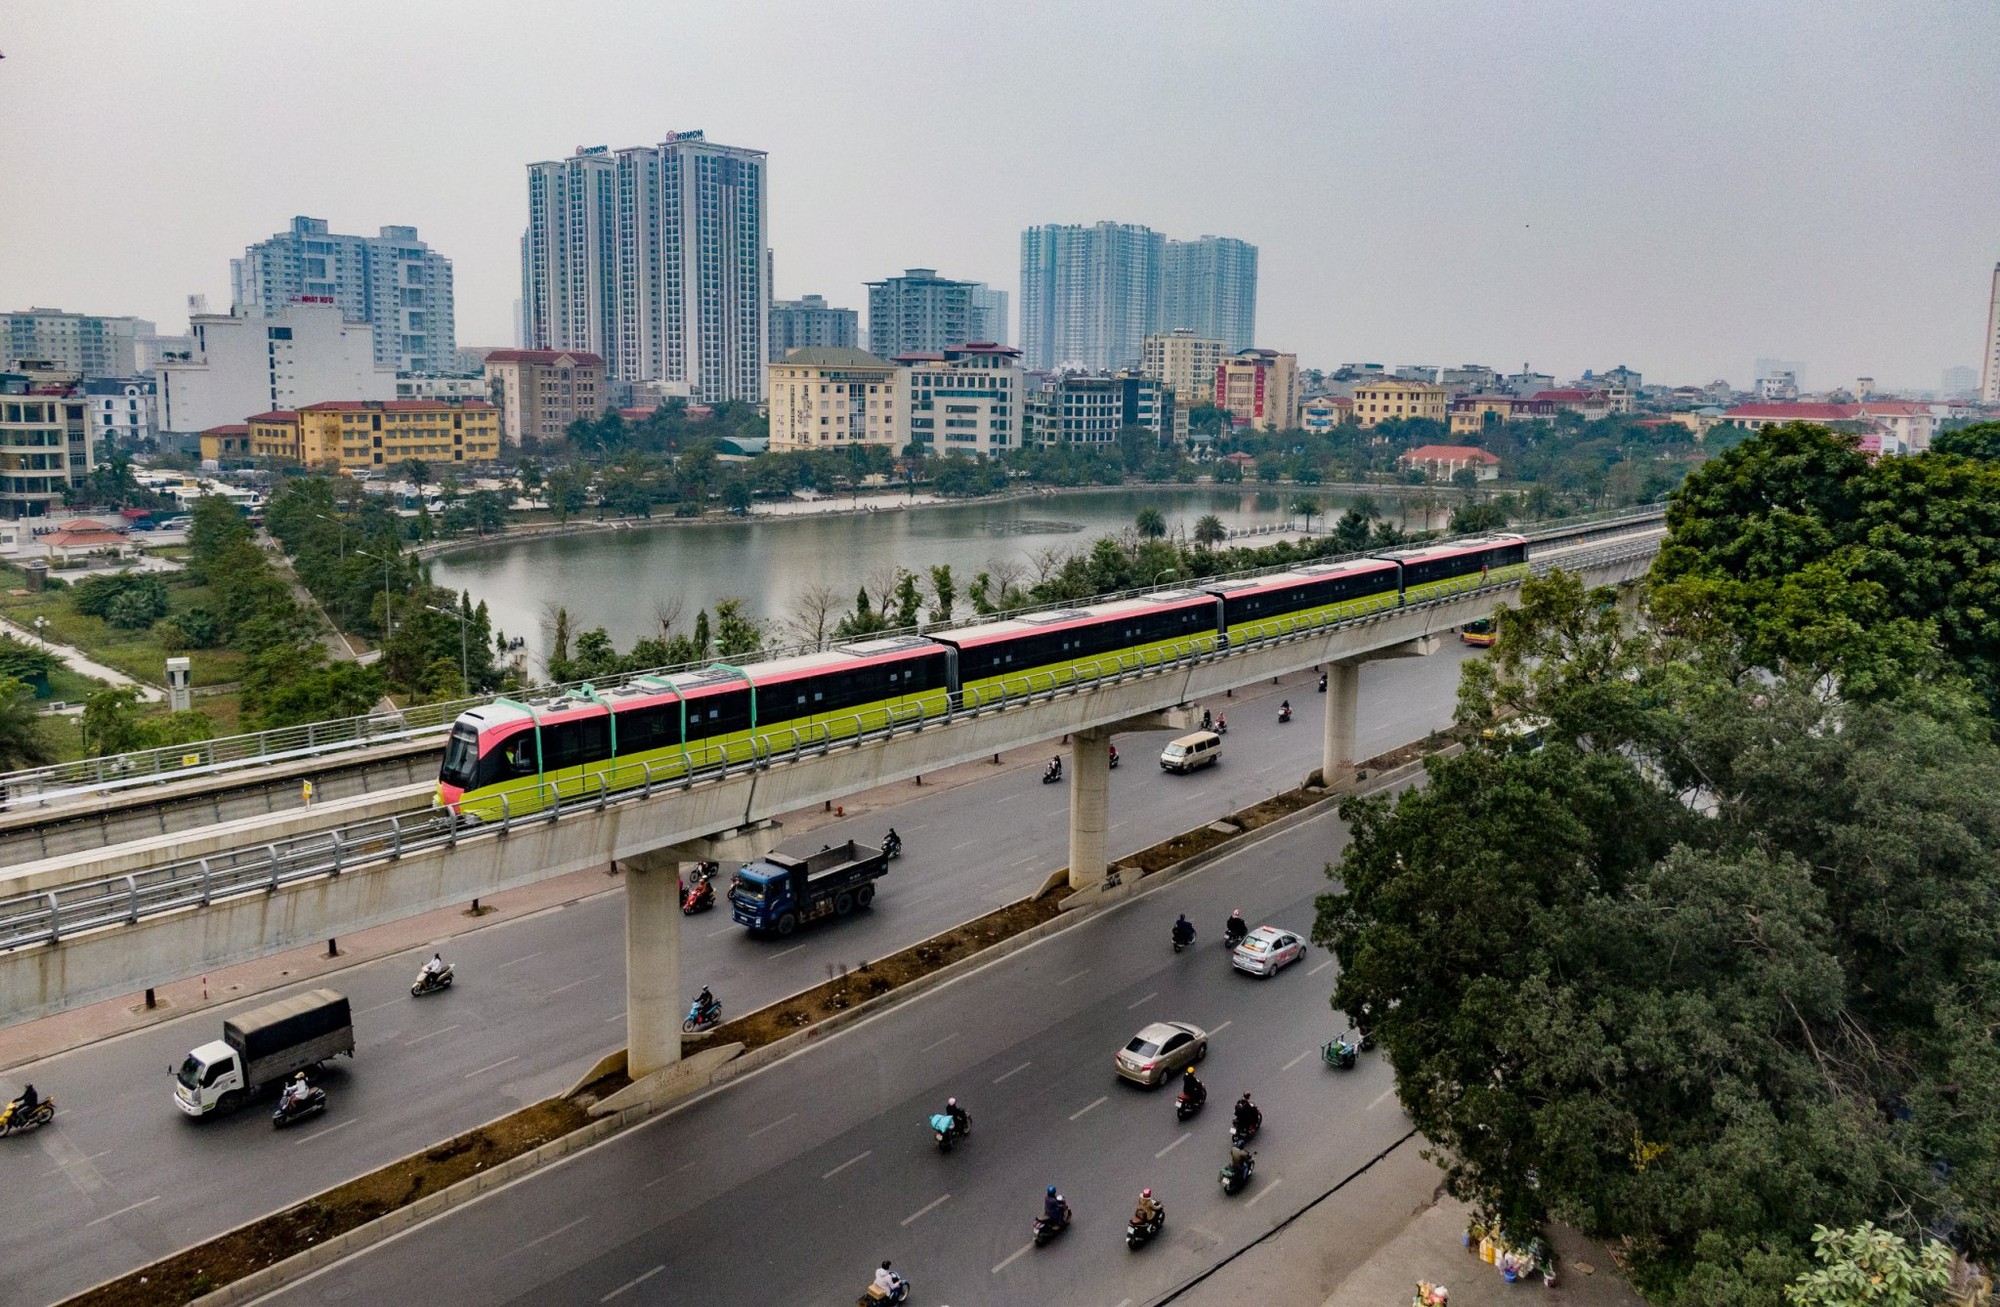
59, 735, 1453, 1307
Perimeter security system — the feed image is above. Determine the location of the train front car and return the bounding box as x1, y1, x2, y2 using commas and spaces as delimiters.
435, 701, 539, 817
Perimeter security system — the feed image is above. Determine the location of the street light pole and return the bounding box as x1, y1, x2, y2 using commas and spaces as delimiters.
312, 511, 346, 561
357, 549, 395, 636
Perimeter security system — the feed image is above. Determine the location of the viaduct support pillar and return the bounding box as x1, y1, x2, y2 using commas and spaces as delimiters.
1320, 636, 1441, 787
622, 849, 682, 1080
1067, 726, 1113, 891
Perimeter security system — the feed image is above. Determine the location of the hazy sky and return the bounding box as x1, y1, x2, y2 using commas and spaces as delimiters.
4, 1, 1995, 390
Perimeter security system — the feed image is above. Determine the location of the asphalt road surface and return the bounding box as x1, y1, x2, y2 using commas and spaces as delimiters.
0, 642, 1476, 1307
262, 788, 1406, 1305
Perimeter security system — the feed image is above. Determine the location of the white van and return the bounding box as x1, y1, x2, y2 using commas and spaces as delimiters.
1160, 730, 1222, 774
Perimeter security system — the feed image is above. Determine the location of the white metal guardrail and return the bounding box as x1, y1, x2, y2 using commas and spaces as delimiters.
0, 508, 1665, 810
0, 539, 1658, 954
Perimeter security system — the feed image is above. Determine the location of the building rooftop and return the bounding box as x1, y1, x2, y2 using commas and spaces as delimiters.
299, 399, 495, 412
775, 346, 896, 369
479, 349, 605, 368
1401, 444, 1501, 463
1724, 402, 1860, 420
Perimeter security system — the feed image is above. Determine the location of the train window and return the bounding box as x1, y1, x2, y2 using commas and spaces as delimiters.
478, 728, 540, 785
543, 717, 609, 771
617, 704, 680, 752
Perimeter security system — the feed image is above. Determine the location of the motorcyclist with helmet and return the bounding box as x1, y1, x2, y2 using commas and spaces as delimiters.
1132, 1187, 1163, 1227
1172, 914, 1196, 949
1233, 1092, 1262, 1138
1224, 908, 1249, 948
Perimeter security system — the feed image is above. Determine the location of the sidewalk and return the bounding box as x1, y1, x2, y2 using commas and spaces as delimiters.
0, 611, 160, 700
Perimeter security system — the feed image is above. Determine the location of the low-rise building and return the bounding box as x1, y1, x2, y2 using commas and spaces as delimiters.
199, 423, 253, 465
1215, 349, 1298, 431
770, 295, 859, 362
83, 378, 157, 452
1449, 394, 1523, 435
767, 347, 903, 453
1855, 400, 1938, 452
1026, 372, 1172, 447
0, 384, 94, 517
1142, 329, 1228, 407
900, 343, 1022, 457
1352, 377, 1448, 428
396, 375, 490, 402
480, 348, 605, 446
157, 303, 396, 434
1531, 389, 1614, 421
1397, 443, 1501, 481
2, 309, 152, 379
203, 398, 499, 469
1301, 395, 1353, 432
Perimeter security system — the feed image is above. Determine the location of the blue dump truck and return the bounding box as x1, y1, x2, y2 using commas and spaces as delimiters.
729, 840, 891, 937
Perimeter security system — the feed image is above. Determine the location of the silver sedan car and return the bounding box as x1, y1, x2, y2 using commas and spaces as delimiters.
1115, 1020, 1209, 1086
1231, 925, 1307, 977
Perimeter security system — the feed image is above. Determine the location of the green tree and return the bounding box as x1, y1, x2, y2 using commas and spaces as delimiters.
248, 653, 386, 729
80, 686, 150, 755
891, 571, 922, 628
164, 607, 223, 649
1449, 500, 1511, 534
927, 565, 956, 623
1193, 514, 1227, 547
1784, 1224, 1954, 1307
1134, 506, 1167, 539
722, 479, 753, 513
712, 599, 763, 658
0, 674, 55, 769
399, 458, 433, 491
1291, 495, 1319, 533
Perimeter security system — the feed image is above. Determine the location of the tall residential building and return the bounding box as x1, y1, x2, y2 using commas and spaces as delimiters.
0, 381, 95, 518
1941, 365, 1978, 397
867, 269, 973, 359
967, 283, 1009, 346
480, 348, 605, 445
231, 217, 456, 374
766, 347, 902, 453
1020, 222, 1165, 373
1161, 236, 1257, 351
2, 309, 153, 379
1215, 349, 1299, 432
1143, 329, 1228, 406
770, 294, 859, 361
156, 302, 396, 434
902, 343, 1022, 458
522, 133, 769, 404
1983, 264, 2000, 404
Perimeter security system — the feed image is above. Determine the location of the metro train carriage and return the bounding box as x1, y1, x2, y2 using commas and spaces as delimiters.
928, 589, 1220, 711
436, 534, 1532, 817
1205, 558, 1403, 646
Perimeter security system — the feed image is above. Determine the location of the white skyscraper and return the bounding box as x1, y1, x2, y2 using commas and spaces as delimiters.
1162, 236, 1258, 352
968, 283, 1009, 346
231, 217, 456, 375
522, 132, 769, 404
1019, 224, 1257, 372
1982, 263, 2000, 404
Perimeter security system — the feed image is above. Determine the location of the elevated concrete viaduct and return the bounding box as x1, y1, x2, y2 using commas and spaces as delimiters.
1, 539, 1655, 1078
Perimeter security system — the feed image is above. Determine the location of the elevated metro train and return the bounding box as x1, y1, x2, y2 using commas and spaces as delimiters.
436, 534, 1528, 819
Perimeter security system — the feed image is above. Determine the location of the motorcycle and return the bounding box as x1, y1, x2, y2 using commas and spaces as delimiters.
1220, 1150, 1256, 1195
1317, 673, 1328, 693
271, 1084, 327, 1129
682, 997, 722, 1034
1172, 921, 1196, 953
1126, 1204, 1166, 1250
1224, 921, 1249, 951
929, 1109, 971, 1153
1042, 761, 1063, 784
1214, 717, 1228, 735
681, 872, 716, 915
410, 962, 455, 997
1278, 704, 1293, 724
0, 1096, 55, 1136
1033, 1202, 1072, 1246
1323, 1036, 1359, 1070
881, 833, 902, 861
857, 1277, 912, 1305
1107, 745, 1120, 770
1175, 1090, 1205, 1122
1231, 1116, 1262, 1149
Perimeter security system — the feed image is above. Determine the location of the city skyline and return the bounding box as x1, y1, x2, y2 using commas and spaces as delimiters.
2, 2, 1996, 389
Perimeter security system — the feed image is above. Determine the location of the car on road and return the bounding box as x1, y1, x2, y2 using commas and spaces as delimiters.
1115, 1020, 1208, 1085
1231, 925, 1307, 977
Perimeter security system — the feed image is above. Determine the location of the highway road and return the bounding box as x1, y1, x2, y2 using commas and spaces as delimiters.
0, 641, 1476, 1307
262, 778, 1407, 1305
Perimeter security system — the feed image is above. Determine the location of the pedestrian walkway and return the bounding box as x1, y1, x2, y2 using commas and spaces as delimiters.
0, 612, 160, 700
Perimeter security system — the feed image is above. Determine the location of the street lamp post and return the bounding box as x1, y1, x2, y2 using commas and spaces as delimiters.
311, 511, 346, 561
356, 549, 396, 636
426, 602, 469, 693
32, 616, 48, 646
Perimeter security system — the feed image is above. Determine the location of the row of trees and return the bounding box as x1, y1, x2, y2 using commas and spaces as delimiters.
1315, 423, 2000, 1305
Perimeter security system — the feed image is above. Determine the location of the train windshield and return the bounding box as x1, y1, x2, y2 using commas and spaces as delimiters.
441, 725, 480, 787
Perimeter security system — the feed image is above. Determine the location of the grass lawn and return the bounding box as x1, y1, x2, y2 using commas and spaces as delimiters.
0, 565, 244, 690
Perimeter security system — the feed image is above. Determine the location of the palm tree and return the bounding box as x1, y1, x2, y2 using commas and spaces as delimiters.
1193, 514, 1227, 547
1291, 495, 1321, 534
0, 676, 55, 771
1135, 506, 1168, 539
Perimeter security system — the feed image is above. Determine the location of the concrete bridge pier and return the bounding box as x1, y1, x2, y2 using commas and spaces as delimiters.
620, 821, 785, 1078
1322, 637, 1440, 785
1065, 706, 1201, 891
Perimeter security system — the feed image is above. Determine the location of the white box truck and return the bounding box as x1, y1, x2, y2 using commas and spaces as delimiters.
172, 989, 354, 1117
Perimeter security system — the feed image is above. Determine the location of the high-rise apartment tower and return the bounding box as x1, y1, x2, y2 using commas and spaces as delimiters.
232, 217, 456, 374
1983, 263, 2000, 404
1020, 224, 1256, 372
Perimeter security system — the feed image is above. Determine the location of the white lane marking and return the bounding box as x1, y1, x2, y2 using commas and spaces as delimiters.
1208, 1020, 1233, 1036
604, 1010, 626, 1023
1125, 991, 1158, 1010
601, 1265, 663, 1301
517, 1214, 588, 1253
85, 1195, 158, 1226
706, 925, 735, 939
496, 951, 543, 970
921, 1032, 959, 1053
1282, 1050, 1312, 1071
1367, 1088, 1395, 1110
465, 1055, 520, 1079
1068, 1095, 1108, 1121
405, 1023, 461, 1045
1058, 968, 1090, 985
1245, 1177, 1283, 1208
996, 791, 1022, 804
821, 1150, 873, 1179
293, 1119, 354, 1146
357, 997, 405, 1015
991, 1241, 1035, 1274
993, 1060, 1032, 1083
1115, 1299, 1134, 1307
901, 1193, 950, 1226
746, 1112, 797, 1139
1307, 958, 1334, 977
771, 943, 808, 960
950, 839, 978, 852
545, 973, 602, 997
1155, 1131, 1192, 1159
